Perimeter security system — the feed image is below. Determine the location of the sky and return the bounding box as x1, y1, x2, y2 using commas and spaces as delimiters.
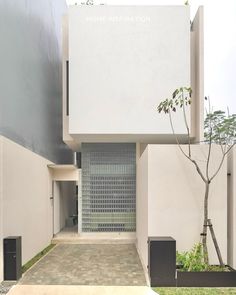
66, 0, 236, 113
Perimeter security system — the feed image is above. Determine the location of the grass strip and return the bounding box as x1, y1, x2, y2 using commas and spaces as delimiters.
22, 244, 55, 273
153, 288, 236, 295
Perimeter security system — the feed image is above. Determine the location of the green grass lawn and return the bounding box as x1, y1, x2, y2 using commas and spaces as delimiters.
153, 288, 236, 294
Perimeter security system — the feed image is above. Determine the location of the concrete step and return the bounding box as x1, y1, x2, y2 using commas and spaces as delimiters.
52, 237, 136, 244
8, 285, 158, 295
52, 232, 136, 244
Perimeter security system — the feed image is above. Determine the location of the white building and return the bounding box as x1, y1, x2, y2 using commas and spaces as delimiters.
0, 1, 235, 283
62, 4, 235, 271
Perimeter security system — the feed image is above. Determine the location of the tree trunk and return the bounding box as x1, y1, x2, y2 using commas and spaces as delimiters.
202, 181, 210, 264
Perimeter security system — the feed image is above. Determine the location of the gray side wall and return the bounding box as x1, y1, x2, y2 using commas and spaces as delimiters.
0, 0, 73, 164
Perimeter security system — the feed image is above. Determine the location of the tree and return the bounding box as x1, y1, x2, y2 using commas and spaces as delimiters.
157, 87, 236, 265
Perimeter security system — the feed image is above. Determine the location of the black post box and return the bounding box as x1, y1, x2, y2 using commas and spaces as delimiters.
148, 236, 176, 287
4, 236, 22, 280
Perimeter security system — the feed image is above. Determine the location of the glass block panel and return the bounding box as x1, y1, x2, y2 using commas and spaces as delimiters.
81, 143, 136, 232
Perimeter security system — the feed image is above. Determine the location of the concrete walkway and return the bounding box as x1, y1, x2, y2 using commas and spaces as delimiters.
8, 285, 157, 295
19, 244, 147, 286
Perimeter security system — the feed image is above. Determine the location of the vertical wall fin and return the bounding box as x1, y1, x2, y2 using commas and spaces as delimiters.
191, 6, 204, 142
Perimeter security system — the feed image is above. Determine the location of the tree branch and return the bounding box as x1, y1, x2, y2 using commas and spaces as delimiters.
206, 135, 212, 181
206, 98, 212, 181
182, 90, 191, 157
225, 142, 236, 156
169, 111, 207, 183
190, 158, 207, 183
169, 111, 190, 159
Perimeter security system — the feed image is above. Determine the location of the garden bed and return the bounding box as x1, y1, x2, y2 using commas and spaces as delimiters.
176, 265, 236, 287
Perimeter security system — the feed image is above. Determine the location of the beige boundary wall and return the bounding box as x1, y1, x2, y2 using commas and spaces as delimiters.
0, 136, 77, 282
227, 146, 236, 268
0, 135, 53, 282
137, 144, 227, 270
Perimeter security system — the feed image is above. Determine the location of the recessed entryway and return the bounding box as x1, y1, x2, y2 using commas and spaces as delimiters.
53, 181, 78, 236
48, 164, 80, 236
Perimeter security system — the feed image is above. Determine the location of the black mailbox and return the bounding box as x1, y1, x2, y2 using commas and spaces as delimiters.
148, 236, 176, 287
4, 236, 22, 280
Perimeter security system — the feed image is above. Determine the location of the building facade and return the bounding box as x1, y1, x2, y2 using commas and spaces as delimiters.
62, 4, 235, 271
0, 2, 235, 283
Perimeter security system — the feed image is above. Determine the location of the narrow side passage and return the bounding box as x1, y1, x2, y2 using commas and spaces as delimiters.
19, 244, 147, 286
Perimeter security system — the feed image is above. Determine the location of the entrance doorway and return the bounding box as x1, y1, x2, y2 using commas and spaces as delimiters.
48, 164, 80, 236
53, 181, 77, 236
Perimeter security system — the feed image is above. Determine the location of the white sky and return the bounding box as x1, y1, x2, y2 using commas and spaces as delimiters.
66, 0, 236, 113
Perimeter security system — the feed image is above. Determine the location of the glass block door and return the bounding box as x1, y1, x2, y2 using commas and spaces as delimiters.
81, 143, 136, 232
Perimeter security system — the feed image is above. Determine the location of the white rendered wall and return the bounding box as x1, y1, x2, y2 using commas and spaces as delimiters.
0, 138, 77, 282
136, 144, 227, 268
148, 145, 227, 264
233, 148, 236, 269
136, 145, 149, 269
68, 6, 191, 144
228, 147, 236, 268
1, 136, 53, 267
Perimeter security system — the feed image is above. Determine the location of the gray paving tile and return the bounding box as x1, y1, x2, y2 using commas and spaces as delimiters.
19, 244, 147, 286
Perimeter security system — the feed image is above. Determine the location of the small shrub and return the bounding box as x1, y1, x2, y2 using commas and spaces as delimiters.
177, 243, 208, 272
176, 243, 229, 272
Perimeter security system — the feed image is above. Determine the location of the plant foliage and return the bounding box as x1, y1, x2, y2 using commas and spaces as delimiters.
177, 243, 207, 272
177, 244, 228, 272
204, 110, 236, 145
157, 87, 192, 114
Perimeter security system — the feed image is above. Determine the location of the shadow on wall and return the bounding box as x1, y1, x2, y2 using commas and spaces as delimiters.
0, 0, 73, 164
